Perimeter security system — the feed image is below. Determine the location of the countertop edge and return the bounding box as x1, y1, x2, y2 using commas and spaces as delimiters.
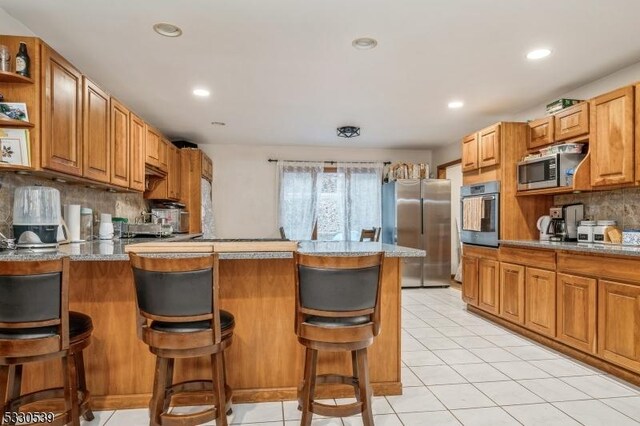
500, 239, 640, 258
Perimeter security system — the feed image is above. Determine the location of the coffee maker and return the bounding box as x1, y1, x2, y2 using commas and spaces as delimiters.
547, 203, 584, 242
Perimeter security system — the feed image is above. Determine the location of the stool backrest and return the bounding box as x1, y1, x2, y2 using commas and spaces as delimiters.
129, 254, 223, 342
295, 253, 384, 333
0, 257, 70, 352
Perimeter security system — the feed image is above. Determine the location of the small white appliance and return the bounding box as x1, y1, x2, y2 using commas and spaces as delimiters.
12, 186, 61, 250
99, 213, 114, 240
536, 215, 553, 241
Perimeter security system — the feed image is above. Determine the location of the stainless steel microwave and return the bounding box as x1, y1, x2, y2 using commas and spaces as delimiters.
517, 153, 585, 191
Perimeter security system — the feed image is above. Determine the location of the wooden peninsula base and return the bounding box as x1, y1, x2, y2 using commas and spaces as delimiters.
18, 257, 403, 410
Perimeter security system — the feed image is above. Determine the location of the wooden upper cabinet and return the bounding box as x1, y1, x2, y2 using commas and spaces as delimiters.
129, 113, 146, 192
556, 273, 596, 354
167, 144, 181, 200
590, 86, 635, 187
41, 45, 83, 176
554, 102, 589, 141
110, 98, 130, 188
461, 133, 479, 172
202, 152, 213, 182
159, 138, 169, 171
499, 262, 525, 324
461, 255, 479, 306
598, 279, 640, 373
478, 258, 500, 315
636, 84, 640, 183
478, 124, 500, 168
525, 268, 556, 338
145, 126, 162, 171
81, 78, 110, 183
528, 117, 555, 149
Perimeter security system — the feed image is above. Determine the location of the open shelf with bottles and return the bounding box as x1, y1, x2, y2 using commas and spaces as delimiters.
0, 70, 33, 84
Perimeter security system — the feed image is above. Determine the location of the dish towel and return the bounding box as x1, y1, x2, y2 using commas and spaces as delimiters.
462, 196, 484, 232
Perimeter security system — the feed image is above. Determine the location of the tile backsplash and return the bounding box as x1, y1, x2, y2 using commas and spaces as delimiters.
0, 172, 149, 237
554, 188, 640, 230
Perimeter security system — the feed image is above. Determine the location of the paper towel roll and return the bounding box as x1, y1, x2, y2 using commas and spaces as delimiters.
67, 204, 81, 242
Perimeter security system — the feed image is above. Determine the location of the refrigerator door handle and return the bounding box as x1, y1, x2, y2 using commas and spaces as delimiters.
394, 227, 398, 244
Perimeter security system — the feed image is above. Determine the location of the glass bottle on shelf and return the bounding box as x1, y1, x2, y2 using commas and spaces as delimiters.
15, 42, 30, 78
0, 44, 10, 72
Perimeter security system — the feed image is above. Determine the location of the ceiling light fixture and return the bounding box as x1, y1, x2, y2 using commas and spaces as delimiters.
526, 48, 551, 60
211, 121, 226, 126
337, 126, 361, 138
448, 101, 464, 109
153, 22, 183, 37
193, 88, 210, 97
352, 37, 378, 50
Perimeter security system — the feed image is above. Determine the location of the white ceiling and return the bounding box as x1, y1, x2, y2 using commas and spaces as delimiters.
2, 0, 640, 148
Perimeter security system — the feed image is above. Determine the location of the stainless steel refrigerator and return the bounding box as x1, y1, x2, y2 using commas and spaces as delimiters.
382, 179, 451, 288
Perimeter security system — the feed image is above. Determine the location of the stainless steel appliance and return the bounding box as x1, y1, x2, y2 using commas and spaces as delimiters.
517, 153, 585, 191
382, 179, 451, 288
460, 181, 500, 247
548, 204, 584, 242
152, 202, 190, 233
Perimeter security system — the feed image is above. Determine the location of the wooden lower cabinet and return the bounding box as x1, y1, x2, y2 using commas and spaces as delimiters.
461, 255, 479, 306
499, 262, 525, 324
598, 280, 640, 373
556, 273, 596, 353
478, 258, 499, 315
525, 268, 556, 338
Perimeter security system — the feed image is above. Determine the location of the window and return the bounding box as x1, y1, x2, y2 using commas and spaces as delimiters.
278, 161, 383, 241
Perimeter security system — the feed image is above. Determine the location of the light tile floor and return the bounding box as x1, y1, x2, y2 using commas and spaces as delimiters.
89, 288, 640, 425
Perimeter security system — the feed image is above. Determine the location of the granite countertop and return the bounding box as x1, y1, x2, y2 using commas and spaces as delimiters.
500, 239, 640, 258
0, 238, 425, 261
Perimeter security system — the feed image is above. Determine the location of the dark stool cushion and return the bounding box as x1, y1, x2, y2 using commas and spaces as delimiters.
150, 310, 235, 333
304, 315, 371, 328
0, 311, 93, 340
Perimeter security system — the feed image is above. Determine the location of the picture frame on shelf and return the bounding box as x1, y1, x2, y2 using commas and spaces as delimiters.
0, 102, 29, 122
0, 128, 30, 166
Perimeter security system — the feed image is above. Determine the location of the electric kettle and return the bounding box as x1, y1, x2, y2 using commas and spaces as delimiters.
537, 215, 553, 241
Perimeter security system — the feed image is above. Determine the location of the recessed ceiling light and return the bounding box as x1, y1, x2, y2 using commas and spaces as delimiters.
193, 88, 210, 97
211, 121, 226, 126
526, 48, 551, 60
448, 101, 464, 109
352, 37, 378, 50
153, 22, 182, 37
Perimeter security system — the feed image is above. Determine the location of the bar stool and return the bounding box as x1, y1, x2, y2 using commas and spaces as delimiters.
129, 253, 234, 426
0, 257, 94, 426
294, 253, 384, 426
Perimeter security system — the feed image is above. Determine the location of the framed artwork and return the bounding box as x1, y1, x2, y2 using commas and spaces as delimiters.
0, 102, 29, 122
0, 128, 30, 166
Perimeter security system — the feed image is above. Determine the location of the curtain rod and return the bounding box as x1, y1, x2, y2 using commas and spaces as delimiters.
268, 159, 391, 165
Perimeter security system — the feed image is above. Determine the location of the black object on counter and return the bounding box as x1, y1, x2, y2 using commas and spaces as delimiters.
171, 140, 198, 149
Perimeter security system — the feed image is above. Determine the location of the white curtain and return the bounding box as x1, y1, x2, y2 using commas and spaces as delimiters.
337, 162, 384, 241
278, 161, 324, 240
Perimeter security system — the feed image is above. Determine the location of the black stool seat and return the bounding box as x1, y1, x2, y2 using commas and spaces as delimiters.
305, 315, 370, 328
0, 311, 93, 341
151, 310, 235, 333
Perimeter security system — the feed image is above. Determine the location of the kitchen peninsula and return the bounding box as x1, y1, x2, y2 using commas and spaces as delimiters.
0, 240, 423, 409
